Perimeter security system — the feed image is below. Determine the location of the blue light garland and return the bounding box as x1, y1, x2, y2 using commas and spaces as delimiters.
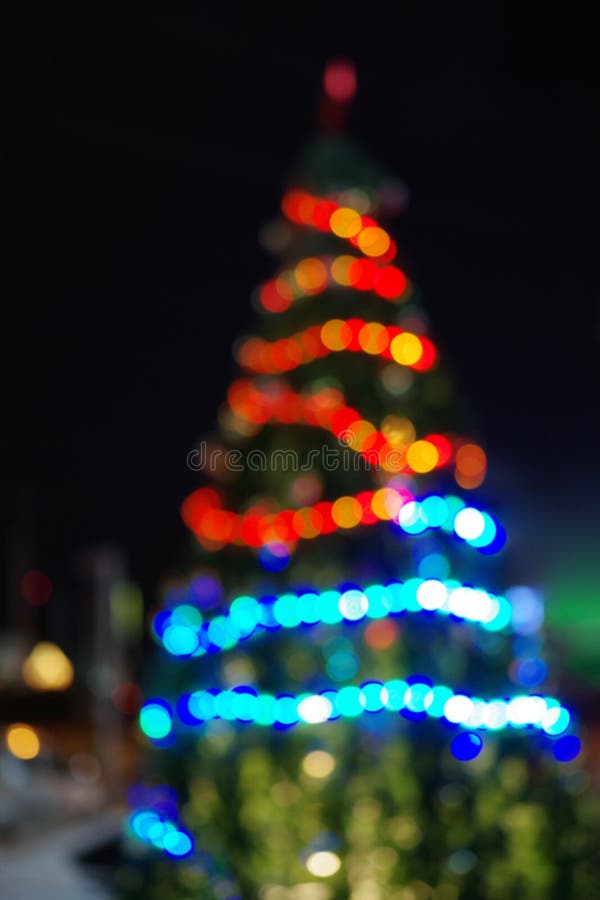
129, 809, 194, 858
154, 577, 514, 659
139, 680, 573, 742
396, 494, 505, 553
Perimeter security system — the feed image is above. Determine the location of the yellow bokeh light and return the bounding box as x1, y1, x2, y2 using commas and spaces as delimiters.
390, 332, 423, 366
331, 496, 362, 528
22, 641, 74, 691
381, 415, 416, 447
358, 322, 389, 355
329, 207, 362, 238
306, 850, 341, 877
406, 440, 439, 473
344, 418, 376, 451
6, 723, 40, 760
371, 487, 405, 521
321, 319, 352, 351
292, 508, 322, 539
357, 225, 391, 257
295, 257, 328, 293
330, 254, 356, 286
302, 750, 336, 778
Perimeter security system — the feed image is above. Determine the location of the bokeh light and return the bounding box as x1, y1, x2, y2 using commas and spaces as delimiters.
323, 59, 357, 102
451, 731, 483, 761
20, 569, 53, 605
6, 723, 40, 760
22, 641, 74, 691
302, 750, 336, 778
306, 850, 341, 877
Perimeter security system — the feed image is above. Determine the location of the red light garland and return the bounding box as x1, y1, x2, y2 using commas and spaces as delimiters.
181, 484, 416, 550
258, 255, 409, 312
227, 378, 459, 474
182, 185, 488, 551
238, 319, 436, 375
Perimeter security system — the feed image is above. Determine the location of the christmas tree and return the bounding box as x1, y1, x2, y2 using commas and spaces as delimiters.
124, 62, 598, 899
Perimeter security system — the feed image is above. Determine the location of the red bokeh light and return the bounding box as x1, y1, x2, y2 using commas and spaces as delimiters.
21, 569, 53, 605
324, 60, 357, 103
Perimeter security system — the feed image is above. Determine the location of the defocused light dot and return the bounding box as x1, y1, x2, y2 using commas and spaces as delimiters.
339, 589, 368, 621
404, 683, 430, 713
398, 500, 420, 527
381, 415, 415, 447
364, 618, 398, 649
22, 641, 74, 691
444, 695, 474, 724
468, 512, 497, 548
306, 850, 341, 877
330, 207, 362, 238
390, 332, 423, 366
424, 685, 453, 718
332, 496, 362, 528
6, 723, 40, 760
380, 363, 414, 396
139, 702, 172, 740
295, 257, 328, 293
375, 266, 407, 299
163, 829, 193, 857
130, 811, 158, 841
451, 731, 483, 761
406, 440, 439, 473
163, 624, 199, 656
416, 579, 447, 611
448, 849, 477, 875
515, 657, 547, 687
454, 508, 486, 541
383, 679, 408, 711
112, 681, 143, 715
509, 695, 546, 726
542, 705, 571, 735
323, 59, 357, 103
418, 553, 450, 580
357, 226, 390, 258
321, 319, 352, 351
302, 750, 336, 778
553, 735, 581, 762
337, 685, 363, 717
482, 700, 508, 730
326, 651, 358, 681
359, 681, 385, 712
258, 542, 290, 572
358, 321, 389, 355
330, 254, 356, 286
507, 586, 545, 635
297, 694, 333, 724
420, 495, 449, 528
21, 570, 53, 605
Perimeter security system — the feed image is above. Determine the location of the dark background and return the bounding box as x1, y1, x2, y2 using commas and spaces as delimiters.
2, 3, 599, 606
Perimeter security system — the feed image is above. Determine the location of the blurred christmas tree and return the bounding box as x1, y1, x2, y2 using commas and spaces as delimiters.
121, 62, 599, 899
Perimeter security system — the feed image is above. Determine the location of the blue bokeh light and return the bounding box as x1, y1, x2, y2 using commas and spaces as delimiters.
451, 731, 483, 760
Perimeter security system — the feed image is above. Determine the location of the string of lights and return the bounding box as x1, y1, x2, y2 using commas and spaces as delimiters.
258, 254, 410, 313
139, 682, 575, 744
237, 318, 436, 375
153, 577, 514, 659
226, 378, 484, 476
181, 487, 503, 551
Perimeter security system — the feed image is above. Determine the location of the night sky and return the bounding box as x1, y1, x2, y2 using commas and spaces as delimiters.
3, 4, 599, 603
